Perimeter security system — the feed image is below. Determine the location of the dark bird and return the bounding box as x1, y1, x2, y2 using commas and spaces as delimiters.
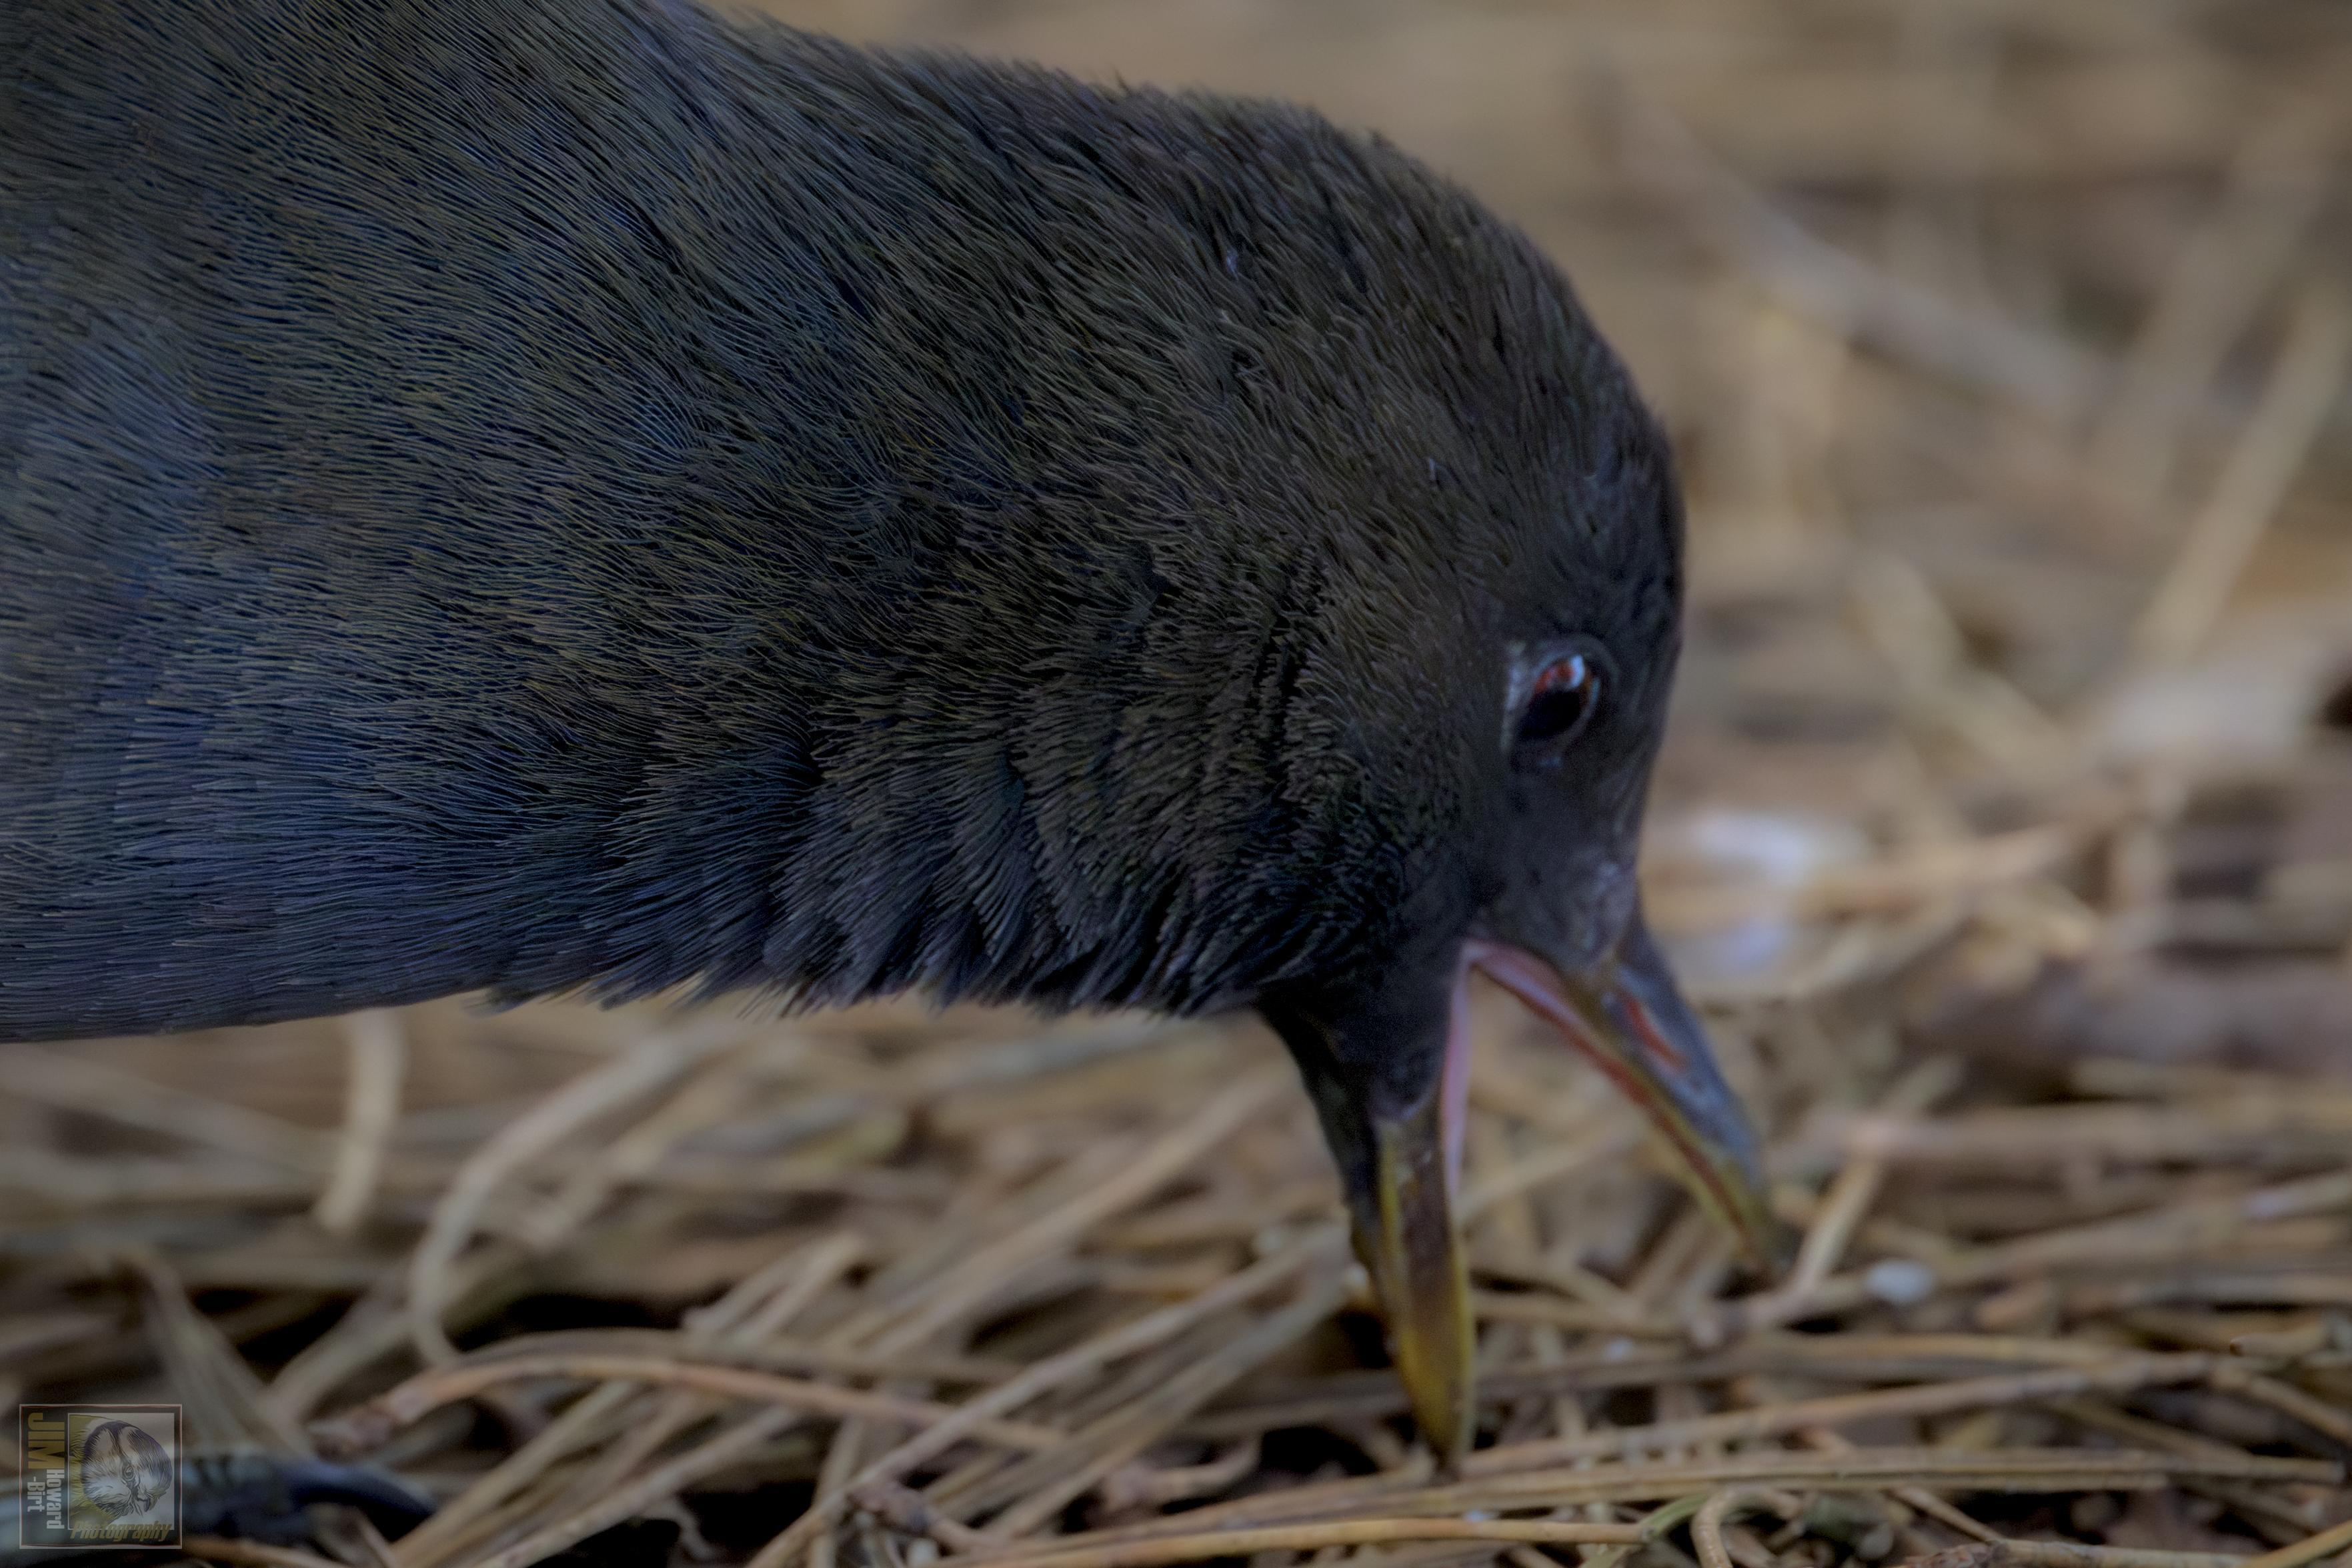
1, 0, 1775, 1455
3, 1451, 433, 1563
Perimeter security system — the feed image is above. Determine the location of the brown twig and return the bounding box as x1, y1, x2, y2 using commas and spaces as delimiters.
2236, 1518, 2352, 1568
955, 1517, 1648, 1568
1692, 1489, 1800, 1568
1902, 1543, 2254, 1568
184, 1535, 354, 1568
742, 1230, 1348, 1568
312, 1010, 407, 1237
315, 1354, 1065, 1455
2129, 282, 2352, 662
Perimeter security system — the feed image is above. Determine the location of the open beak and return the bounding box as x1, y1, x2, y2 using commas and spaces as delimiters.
1270, 911, 1779, 1467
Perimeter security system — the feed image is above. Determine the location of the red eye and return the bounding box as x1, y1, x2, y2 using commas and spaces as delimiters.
1516, 653, 1600, 750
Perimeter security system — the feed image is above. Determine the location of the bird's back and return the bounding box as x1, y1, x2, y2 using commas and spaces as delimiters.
3, 0, 869, 1032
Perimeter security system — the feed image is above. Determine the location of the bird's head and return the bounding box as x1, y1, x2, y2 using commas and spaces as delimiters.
1250, 414, 1783, 1459
748, 65, 1781, 1460
1044, 115, 1783, 1461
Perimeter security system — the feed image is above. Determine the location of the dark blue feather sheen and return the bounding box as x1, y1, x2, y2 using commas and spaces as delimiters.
0, 0, 1682, 1041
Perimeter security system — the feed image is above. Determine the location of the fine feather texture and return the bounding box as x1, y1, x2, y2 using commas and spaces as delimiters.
0, 0, 1682, 1040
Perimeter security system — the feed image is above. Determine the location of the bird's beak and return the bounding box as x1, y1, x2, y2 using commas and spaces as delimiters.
1265, 980, 1476, 1463
1466, 917, 1783, 1275
1270, 912, 1778, 1467
1356, 1057, 1473, 1463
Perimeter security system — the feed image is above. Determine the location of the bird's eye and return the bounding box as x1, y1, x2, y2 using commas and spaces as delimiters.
1514, 653, 1600, 753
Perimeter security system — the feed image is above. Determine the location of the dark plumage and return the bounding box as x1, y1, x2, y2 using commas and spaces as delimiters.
1, 0, 1770, 1455
0, 1451, 431, 1561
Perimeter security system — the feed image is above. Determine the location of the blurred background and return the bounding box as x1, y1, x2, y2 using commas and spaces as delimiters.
5, 4, 2350, 1567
